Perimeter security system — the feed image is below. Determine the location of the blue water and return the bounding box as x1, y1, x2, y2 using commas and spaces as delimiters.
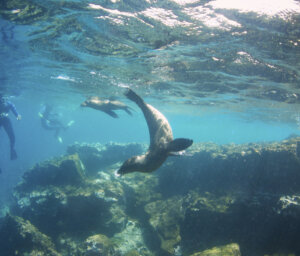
1, 0, 300, 206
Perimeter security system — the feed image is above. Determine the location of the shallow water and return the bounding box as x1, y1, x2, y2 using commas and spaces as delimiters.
0, 0, 300, 254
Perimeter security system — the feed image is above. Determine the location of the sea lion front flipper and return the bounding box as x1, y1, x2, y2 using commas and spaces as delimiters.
104, 110, 119, 118
167, 138, 193, 152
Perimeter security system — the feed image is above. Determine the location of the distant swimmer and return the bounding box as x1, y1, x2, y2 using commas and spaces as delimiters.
81, 96, 133, 118
116, 88, 193, 176
0, 93, 21, 160
39, 104, 74, 143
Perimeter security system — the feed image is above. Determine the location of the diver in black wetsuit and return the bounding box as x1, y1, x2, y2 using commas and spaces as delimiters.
0, 94, 21, 160
39, 104, 74, 143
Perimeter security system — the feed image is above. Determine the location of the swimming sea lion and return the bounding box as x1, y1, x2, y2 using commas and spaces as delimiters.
81, 96, 133, 118
116, 88, 193, 176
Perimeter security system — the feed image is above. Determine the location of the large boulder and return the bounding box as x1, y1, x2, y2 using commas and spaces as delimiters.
144, 197, 183, 255
15, 154, 86, 194
158, 137, 300, 196
12, 155, 127, 240
67, 142, 146, 176
181, 189, 300, 255
0, 215, 60, 256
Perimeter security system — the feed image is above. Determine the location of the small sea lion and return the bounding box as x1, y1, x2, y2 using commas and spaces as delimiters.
81, 96, 133, 118
117, 88, 193, 176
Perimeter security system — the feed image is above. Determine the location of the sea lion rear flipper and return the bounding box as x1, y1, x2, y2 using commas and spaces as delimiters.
125, 88, 158, 142
167, 138, 193, 152
104, 110, 119, 118
124, 107, 133, 116
125, 88, 145, 108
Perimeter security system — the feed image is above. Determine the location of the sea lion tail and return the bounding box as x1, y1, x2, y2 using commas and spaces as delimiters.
167, 138, 193, 152
124, 88, 144, 106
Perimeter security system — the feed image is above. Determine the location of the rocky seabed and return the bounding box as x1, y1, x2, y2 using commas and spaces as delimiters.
1, 138, 300, 256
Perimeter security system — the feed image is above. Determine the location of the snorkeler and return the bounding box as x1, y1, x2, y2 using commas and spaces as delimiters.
38, 104, 74, 143
0, 93, 21, 160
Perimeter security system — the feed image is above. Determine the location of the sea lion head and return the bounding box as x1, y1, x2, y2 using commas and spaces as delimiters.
81, 97, 102, 108
80, 97, 94, 107
81, 101, 88, 107
116, 155, 144, 176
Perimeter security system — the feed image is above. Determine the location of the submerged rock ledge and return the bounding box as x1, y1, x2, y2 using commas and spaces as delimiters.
0, 138, 300, 256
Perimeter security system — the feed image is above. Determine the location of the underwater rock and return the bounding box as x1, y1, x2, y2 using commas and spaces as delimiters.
180, 190, 237, 254
158, 137, 300, 196
12, 154, 127, 241
296, 141, 300, 158
189, 243, 241, 256
277, 195, 300, 216
0, 215, 60, 256
144, 196, 184, 255
15, 154, 86, 194
113, 219, 152, 256
85, 234, 116, 256
67, 142, 146, 176
6, 138, 300, 256
181, 189, 300, 256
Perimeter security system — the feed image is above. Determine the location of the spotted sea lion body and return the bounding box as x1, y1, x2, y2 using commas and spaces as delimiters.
81, 96, 132, 118
117, 88, 193, 175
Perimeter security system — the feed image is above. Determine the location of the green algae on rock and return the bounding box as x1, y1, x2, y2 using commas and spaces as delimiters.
2, 138, 300, 256
158, 137, 300, 196
67, 142, 146, 176
112, 219, 153, 256
12, 153, 127, 240
85, 234, 116, 256
0, 215, 60, 256
144, 196, 184, 254
190, 243, 241, 256
15, 154, 86, 194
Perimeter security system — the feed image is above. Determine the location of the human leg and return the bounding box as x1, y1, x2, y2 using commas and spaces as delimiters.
2, 117, 17, 160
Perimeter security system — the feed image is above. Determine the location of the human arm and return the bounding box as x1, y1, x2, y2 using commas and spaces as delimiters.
7, 101, 21, 120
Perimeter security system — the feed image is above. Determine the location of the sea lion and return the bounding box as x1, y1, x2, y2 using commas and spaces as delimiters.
81, 96, 133, 118
116, 88, 193, 176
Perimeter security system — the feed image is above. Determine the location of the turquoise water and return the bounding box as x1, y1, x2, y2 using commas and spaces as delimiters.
0, 0, 300, 209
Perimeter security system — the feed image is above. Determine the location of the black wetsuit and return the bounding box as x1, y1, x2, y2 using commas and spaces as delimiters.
0, 98, 19, 160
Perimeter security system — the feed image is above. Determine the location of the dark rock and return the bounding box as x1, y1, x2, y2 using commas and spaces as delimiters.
12, 155, 126, 240
0, 215, 60, 256
158, 138, 300, 196
144, 197, 183, 254
15, 154, 86, 194
67, 142, 146, 176
5, 138, 300, 256
181, 190, 300, 256
296, 141, 300, 158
